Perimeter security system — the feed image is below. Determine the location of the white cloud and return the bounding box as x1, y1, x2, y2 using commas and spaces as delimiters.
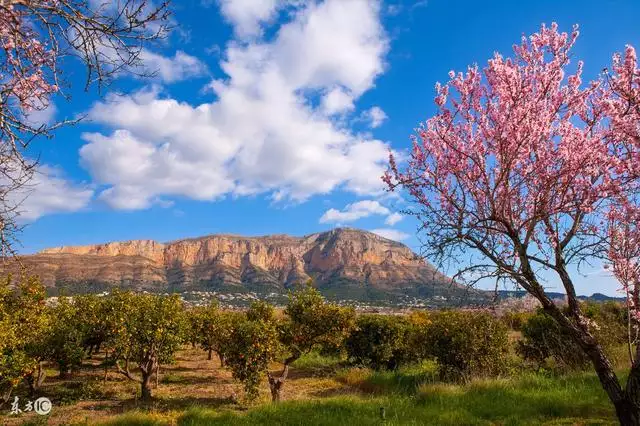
370, 228, 409, 242
362, 106, 388, 128
384, 212, 403, 225
322, 87, 354, 115
8, 166, 93, 221
217, 0, 282, 39
320, 200, 390, 223
140, 49, 208, 83
24, 101, 57, 127
82, 0, 391, 209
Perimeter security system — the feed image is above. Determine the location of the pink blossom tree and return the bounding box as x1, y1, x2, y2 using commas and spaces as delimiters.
385, 23, 640, 424
0, 0, 170, 255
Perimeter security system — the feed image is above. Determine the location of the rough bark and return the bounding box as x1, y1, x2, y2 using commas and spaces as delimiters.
267, 355, 298, 403
141, 372, 153, 401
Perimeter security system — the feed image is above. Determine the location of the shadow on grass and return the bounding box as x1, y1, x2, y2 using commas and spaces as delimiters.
111, 395, 235, 413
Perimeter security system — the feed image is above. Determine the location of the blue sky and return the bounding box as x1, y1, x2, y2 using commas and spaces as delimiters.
16, 0, 640, 296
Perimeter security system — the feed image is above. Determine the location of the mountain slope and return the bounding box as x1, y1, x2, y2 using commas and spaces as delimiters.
7, 228, 457, 300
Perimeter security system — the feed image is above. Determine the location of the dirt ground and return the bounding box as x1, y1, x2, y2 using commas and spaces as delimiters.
1, 348, 354, 425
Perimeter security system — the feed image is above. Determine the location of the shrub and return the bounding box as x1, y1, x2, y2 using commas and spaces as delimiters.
426, 310, 509, 382
517, 309, 589, 371
346, 314, 420, 370
518, 303, 628, 372
500, 310, 532, 331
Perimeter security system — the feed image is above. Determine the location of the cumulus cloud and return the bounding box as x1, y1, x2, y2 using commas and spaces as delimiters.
320, 200, 390, 223
362, 106, 388, 128
8, 166, 93, 221
384, 212, 403, 225
322, 87, 355, 115
140, 49, 208, 83
82, 0, 391, 209
216, 0, 283, 39
370, 228, 409, 242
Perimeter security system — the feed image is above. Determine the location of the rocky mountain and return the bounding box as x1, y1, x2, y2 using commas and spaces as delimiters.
6, 228, 463, 302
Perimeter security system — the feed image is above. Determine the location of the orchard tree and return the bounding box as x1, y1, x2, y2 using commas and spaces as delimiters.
269, 284, 355, 402
195, 302, 241, 365
0, 0, 171, 255
73, 293, 109, 356
44, 296, 85, 378
0, 275, 49, 402
110, 293, 186, 400
224, 302, 281, 402
385, 23, 640, 424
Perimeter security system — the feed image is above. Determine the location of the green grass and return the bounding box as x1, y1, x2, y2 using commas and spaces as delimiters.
97, 412, 174, 426
291, 351, 343, 370
176, 368, 615, 425
56, 353, 619, 425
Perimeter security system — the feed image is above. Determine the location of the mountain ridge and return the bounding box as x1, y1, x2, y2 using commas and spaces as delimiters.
10, 228, 458, 301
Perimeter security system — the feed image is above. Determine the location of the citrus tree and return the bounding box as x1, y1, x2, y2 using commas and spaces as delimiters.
268, 284, 355, 402
195, 301, 242, 365
224, 307, 281, 402
0, 275, 49, 401
110, 292, 186, 400
43, 296, 86, 378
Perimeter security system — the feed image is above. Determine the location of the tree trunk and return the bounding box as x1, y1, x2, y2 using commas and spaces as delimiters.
613, 399, 640, 426
155, 365, 160, 388
208, 348, 213, 361
268, 375, 284, 403
543, 303, 640, 425
58, 363, 71, 379
267, 358, 295, 403
104, 349, 109, 383
218, 352, 225, 367
141, 372, 153, 401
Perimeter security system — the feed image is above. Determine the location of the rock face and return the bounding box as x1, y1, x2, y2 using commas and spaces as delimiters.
11, 228, 453, 298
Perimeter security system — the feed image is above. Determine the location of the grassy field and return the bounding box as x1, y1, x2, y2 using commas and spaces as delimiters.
1, 348, 619, 425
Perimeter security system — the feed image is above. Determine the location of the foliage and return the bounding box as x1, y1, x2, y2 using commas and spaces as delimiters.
224, 314, 281, 401
109, 292, 187, 399
0, 275, 50, 399
518, 304, 628, 371
280, 285, 355, 361
426, 311, 510, 382
517, 309, 589, 371
346, 314, 419, 370
73, 293, 111, 355
247, 300, 276, 323
192, 301, 243, 363
500, 310, 532, 332
43, 296, 85, 377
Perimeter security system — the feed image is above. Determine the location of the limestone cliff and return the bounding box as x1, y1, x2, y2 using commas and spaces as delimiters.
12, 228, 453, 298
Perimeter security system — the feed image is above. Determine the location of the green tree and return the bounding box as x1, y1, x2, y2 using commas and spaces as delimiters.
346, 314, 415, 370
43, 297, 86, 378
426, 311, 510, 382
268, 285, 355, 402
196, 302, 242, 365
224, 313, 280, 402
110, 292, 186, 400
0, 275, 50, 401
